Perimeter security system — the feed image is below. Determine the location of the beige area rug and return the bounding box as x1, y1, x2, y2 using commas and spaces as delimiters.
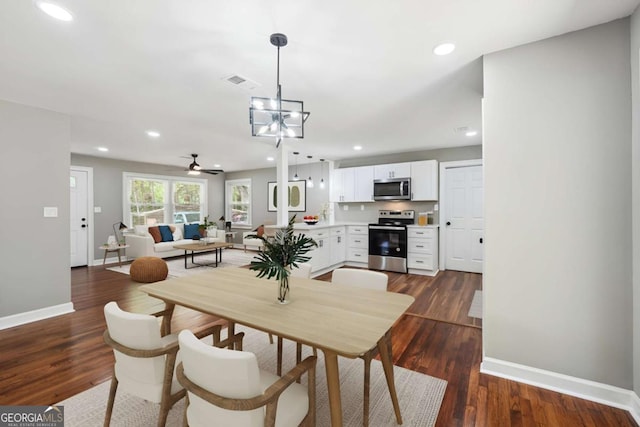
107, 248, 258, 278
57, 326, 447, 426
467, 290, 483, 319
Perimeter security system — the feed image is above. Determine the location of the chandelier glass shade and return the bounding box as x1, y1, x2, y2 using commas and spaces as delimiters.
250, 33, 309, 147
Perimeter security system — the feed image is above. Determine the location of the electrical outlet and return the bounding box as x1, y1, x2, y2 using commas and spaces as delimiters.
43, 207, 58, 217
343, 205, 349, 211
360, 204, 364, 211
94, 206, 102, 213
434, 204, 439, 211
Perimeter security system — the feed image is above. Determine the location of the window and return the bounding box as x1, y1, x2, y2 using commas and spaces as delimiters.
123, 173, 207, 227
225, 179, 251, 227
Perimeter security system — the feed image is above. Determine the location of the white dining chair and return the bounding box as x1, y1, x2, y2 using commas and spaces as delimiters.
177, 329, 317, 427
102, 301, 221, 427
330, 268, 389, 427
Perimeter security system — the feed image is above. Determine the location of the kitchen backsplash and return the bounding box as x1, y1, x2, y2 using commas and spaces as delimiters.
333, 200, 439, 224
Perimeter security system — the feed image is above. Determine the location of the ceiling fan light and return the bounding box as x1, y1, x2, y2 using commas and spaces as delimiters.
188, 170, 201, 176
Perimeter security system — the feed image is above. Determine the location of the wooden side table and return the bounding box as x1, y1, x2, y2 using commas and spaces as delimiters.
100, 244, 130, 267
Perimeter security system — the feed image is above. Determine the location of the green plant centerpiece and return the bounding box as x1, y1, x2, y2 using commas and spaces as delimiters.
249, 215, 317, 304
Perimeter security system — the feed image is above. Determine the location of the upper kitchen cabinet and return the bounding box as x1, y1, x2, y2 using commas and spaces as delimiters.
373, 162, 411, 180
331, 166, 374, 202
410, 160, 438, 200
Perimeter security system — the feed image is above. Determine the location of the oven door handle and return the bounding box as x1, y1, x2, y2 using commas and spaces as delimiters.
369, 225, 406, 231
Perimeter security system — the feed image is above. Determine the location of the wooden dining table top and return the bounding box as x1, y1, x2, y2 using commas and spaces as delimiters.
139, 267, 414, 357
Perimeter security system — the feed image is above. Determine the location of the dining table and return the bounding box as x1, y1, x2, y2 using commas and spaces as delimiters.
139, 267, 414, 427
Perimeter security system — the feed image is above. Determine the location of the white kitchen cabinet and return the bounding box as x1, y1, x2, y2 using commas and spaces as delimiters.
331, 166, 374, 202
305, 228, 330, 273
407, 226, 439, 276
346, 225, 368, 264
353, 166, 374, 202
410, 160, 438, 201
330, 227, 346, 266
374, 162, 411, 180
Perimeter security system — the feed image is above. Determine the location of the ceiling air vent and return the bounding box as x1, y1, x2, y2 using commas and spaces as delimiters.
223, 74, 260, 91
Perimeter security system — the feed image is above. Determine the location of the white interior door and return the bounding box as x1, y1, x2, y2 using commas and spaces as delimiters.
70, 169, 89, 267
444, 164, 484, 273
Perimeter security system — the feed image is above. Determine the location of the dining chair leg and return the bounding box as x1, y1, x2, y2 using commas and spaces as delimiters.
268, 333, 274, 344
103, 375, 118, 427
296, 343, 303, 383
277, 336, 283, 376
182, 395, 189, 427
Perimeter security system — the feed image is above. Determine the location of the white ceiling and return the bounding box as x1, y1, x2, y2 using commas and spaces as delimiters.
0, 1, 638, 172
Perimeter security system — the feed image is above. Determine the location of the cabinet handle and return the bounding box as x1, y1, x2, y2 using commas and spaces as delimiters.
416, 232, 424, 235
446, 221, 451, 226
338, 236, 341, 243
354, 240, 361, 243
416, 245, 424, 248
416, 260, 424, 263
354, 254, 361, 257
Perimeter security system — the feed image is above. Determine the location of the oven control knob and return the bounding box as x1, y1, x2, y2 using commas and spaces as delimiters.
396, 248, 400, 252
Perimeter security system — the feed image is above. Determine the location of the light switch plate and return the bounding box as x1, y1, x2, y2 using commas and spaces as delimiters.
434, 204, 439, 211
343, 205, 349, 211
360, 204, 364, 211
94, 206, 102, 213
44, 207, 58, 217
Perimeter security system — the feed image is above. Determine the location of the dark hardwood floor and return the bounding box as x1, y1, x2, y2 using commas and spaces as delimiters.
0, 260, 635, 426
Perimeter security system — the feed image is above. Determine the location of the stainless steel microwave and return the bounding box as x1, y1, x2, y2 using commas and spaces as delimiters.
373, 178, 411, 201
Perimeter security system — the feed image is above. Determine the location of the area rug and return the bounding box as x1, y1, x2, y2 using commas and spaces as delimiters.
107, 248, 258, 278
467, 290, 483, 319
57, 326, 447, 426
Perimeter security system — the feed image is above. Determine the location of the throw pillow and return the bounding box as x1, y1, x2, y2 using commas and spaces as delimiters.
184, 223, 200, 239
158, 225, 173, 242
148, 226, 162, 243
256, 225, 264, 237
172, 225, 183, 241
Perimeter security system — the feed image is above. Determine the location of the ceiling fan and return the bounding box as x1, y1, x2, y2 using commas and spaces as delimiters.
183, 154, 224, 175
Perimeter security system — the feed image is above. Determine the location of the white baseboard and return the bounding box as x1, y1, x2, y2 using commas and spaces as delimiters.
481, 357, 640, 423
92, 256, 128, 266
0, 302, 75, 330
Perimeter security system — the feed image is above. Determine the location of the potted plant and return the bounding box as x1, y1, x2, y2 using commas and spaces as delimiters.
198, 216, 215, 237
248, 215, 317, 304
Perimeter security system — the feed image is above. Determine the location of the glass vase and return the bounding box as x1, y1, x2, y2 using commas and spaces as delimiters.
278, 275, 290, 304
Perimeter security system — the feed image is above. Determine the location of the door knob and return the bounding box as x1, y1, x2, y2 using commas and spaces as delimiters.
81, 218, 86, 221
479, 238, 483, 244
81, 224, 87, 228
446, 221, 451, 226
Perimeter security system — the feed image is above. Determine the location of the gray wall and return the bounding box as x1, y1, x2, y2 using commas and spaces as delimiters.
0, 100, 71, 317
70, 154, 225, 259
630, 6, 640, 396
484, 19, 632, 388
337, 145, 481, 168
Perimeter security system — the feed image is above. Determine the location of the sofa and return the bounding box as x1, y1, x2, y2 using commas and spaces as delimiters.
125, 223, 226, 259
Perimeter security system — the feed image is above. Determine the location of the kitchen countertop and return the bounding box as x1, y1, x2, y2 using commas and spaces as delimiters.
406, 224, 439, 228
264, 222, 369, 231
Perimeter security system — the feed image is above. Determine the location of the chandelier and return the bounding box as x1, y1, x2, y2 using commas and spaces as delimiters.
249, 33, 310, 148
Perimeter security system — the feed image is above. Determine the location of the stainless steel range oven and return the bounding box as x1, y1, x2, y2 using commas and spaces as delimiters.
368, 210, 414, 273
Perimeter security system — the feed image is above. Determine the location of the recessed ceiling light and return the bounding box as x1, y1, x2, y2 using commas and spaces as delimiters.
146, 130, 160, 138
433, 42, 455, 56
267, 157, 274, 161
35, 1, 73, 21
213, 164, 221, 168
465, 130, 478, 137
97, 147, 109, 152
353, 145, 363, 151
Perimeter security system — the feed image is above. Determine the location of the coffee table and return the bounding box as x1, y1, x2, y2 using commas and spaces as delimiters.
173, 242, 233, 269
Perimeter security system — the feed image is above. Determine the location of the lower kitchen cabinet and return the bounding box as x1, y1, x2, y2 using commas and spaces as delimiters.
346, 225, 368, 265
407, 226, 439, 276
